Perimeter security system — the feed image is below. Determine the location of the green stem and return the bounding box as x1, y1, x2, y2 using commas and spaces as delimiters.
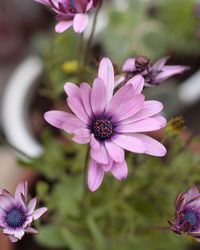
83, 145, 90, 196
82, 1, 102, 67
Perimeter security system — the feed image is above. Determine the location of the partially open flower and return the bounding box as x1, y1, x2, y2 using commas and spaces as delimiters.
169, 186, 200, 241
44, 57, 167, 192
0, 182, 48, 243
122, 56, 189, 86
34, 0, 94, 33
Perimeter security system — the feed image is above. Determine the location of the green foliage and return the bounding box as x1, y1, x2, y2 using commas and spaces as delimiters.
21, 130, 200, 250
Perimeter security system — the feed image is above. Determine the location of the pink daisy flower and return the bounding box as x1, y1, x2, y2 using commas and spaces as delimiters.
0, 182, 48, 243
44, 57, 167, 192
33, 0, 93, 33
169, 186, 200, 241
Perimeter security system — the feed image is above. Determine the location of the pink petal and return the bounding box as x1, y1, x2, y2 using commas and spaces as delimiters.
88, 160, 104, 192
152, 115, 167, 128
90, 134, 100, 150
126, 75, 144, 95
91, 143, 109, 165
44, 111, 86, 133
33, 0, 50, 5
25, 227, 38, 234
75, 0, 88, 12
64, 82, 80, 98
152, 56, 169, 71
122, 58, 136, 72
15, 181, 28, 204
80, 83, 93, 117
14, 228, 25, 240
116, 118, 162, 133
111, 160, 128, 180
120, 100, 164, 125
105, 141, 124, 163
33, 207, 48, 220
107, 84, 144, 121
98, 58, 115, 107
1, 190, 15, 204
133, 134, 167, 157
0, 195, 13, 211
154, 66, 188, 82
27, 198, 37, 215
72, 128, 91, 144
3, 228, 15, 235
91, 77, 106, 114
9, 235, 18, 243
186, 186, 200, 202
55, 20, 73, 33
73, 14, 89, 33
112, 135, 145, 153
101, 158, 113, 172
67, 97, 90, 124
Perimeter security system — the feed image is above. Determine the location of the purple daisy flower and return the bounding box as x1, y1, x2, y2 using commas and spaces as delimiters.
34, 0, 93, 33
169, 186, 200, 241
0, 182, 48, 243
44, 57, 167, 192
122, 56, 189, 86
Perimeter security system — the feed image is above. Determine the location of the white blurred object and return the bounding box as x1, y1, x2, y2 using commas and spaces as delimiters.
178, 70, 200, 105
1, 56, 43, 158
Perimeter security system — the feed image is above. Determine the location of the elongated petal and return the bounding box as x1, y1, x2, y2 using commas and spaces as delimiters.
55, 20, 73, 33
186, 186, 200, 202
80, 83, 93, 117
126, 75, 144, 95
73, 14, 89, 33
98, 58, 115, 107
0, 195, 13, 211
15, 181, 28, 204
75, 0, 88, 12
101, 158, 113, 172
1, 190, 15, 204
14, 229, 25, 240
88, 160, 104, 192
112, 135, 145, 153
91, 77, 106, 114
91, 143, 109, 164
120, 100, 164, 125
44, 111, 86, 133
64, 82, 80, 98
67, 97, 90, 124
133, 134, 167, 157
105, 141, 124, 163
33, 207, 48, 220
152, 56, 169, 71
122, 58, 136, 72
152, 115, 167, 128
90, 134, 100, 150
111, 161, 128, 180
3, 228, 15, 235
27, 198, 37, 215
72, 128, 91, 144
25, 227, 38, 234
33, 0, 50, 5
116, 118, 162, 133
9, 235, 18, 243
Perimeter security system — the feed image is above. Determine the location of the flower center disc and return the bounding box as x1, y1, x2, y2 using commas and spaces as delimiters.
68, 0, 77, 13
184, 211, 198, 226
6, 208, 25, 228
92, 118, 113, 141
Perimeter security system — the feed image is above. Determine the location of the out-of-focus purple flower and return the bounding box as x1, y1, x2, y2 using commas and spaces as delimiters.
33, 0, 94, 33
44, 57, 167, 192
169, 186, 200, 241
0, 182, 48, 243
122, 56, 189, 86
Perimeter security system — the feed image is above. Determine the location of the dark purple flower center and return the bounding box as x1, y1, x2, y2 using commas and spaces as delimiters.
184, 211, 198, 227
92, 118, 113, 141
68, 0, 77, 13
6, 208, 26, 228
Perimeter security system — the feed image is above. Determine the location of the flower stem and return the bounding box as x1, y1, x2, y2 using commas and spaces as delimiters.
83, 145, 90, 195
82, 1, 102, 67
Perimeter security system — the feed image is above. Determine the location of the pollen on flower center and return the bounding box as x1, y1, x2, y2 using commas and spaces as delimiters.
91, 118, 114, 141
68, 0, 77, 13
184, 211, 198, 226
6, 208, 26, 228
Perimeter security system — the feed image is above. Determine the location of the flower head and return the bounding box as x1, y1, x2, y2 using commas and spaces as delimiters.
34, 0, 93, 33
0, 182, 48, 242
122, 56, 189, 86
169, 186, 200, 241
45, 57, 167, 192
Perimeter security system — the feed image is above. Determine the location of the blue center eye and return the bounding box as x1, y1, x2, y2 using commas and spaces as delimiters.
6, 208, 26, 228
69, 0, 75, 8
184, 211, 198, 226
